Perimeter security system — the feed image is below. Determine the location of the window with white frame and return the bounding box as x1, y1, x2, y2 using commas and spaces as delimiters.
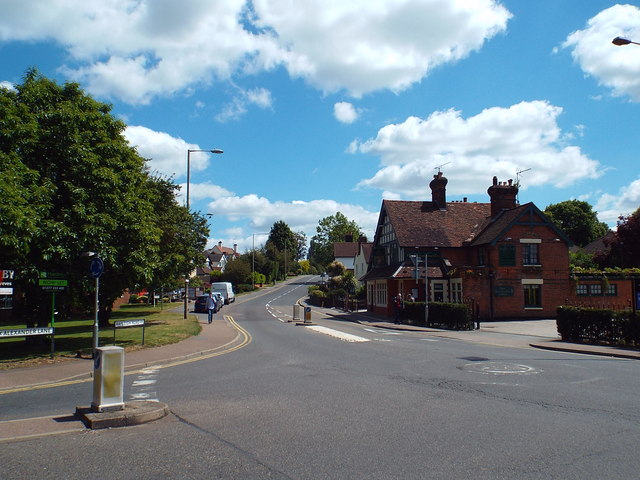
375, 282, 387, 306
524, 284, 542, 308
450, 279, 463, 303
522, 279, 543, 309
521, 239, 541, 266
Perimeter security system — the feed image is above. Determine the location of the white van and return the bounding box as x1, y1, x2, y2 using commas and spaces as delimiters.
210, 282, 235, 304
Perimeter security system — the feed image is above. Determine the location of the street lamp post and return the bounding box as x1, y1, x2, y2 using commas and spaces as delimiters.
184, 148, 223, 319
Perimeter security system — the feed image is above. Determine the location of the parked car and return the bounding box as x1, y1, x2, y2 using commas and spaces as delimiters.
212, 293, 224, 312
194, 295, 208, 313
194, 293, 223, 313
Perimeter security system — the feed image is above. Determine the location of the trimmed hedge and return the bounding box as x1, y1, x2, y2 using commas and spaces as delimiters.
308, 288, 327, 307
403, 301, 473, 330
556, 306, 640, 347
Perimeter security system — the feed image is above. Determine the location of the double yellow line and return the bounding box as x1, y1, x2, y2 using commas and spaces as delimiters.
0, 315, 251, 395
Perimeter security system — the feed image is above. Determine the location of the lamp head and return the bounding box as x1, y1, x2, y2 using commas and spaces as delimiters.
612, 36, 632, 46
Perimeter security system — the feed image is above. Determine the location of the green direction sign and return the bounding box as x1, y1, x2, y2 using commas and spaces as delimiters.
39, 279, 68, 287
39, 273, 68, 291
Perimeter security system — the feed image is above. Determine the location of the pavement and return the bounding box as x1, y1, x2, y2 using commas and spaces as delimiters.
1, 298, 639, 441
305, 303, 640, 361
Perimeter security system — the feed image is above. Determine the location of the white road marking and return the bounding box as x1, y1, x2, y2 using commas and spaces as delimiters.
306, 325, 370, 343
569, 377, 604, 385
363, 328, 402, 335
129, 369, 159, 402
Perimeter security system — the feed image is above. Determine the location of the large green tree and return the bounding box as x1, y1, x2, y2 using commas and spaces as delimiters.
265, 220, 306, 279
309, 212, 364, 268
144, 176, 209, 293
0, 70, 207, 330
544, 200, 608, 247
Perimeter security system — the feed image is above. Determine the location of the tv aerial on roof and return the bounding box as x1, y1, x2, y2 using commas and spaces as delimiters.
515, 168, 531, 203
515, 168, 531, 186
434, 161, 451, 173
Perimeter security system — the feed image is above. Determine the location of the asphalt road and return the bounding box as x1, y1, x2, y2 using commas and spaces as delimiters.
2, 276, 640, 479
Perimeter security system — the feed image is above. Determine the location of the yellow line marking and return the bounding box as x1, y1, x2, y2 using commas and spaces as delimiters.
0, 315, 251, 396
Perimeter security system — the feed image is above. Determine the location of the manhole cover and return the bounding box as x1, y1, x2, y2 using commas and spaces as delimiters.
463, 361, 543, 375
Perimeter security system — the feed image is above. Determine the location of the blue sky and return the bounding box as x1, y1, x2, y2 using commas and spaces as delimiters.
2, 1, 640, 253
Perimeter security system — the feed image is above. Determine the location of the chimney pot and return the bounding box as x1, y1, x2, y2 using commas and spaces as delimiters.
429, 172, 448, 209
488, 177, 518, 218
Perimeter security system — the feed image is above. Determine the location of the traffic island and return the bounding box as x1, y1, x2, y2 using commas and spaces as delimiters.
75, 400, 169, 430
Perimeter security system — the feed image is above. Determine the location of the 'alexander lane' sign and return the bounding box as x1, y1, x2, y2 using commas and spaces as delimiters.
0, 327, 54, 337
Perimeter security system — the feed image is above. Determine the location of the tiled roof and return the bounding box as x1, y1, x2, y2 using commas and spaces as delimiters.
469, 203, 531, 246
333, 242, 360, 257
579, 230, 614, 254
361, 261, 447, 281
383, 200, 491, 248
359, 243, 373, 261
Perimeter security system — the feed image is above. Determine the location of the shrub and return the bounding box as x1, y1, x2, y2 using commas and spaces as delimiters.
235, 284, 255, 293
556, 306, 639, 346
308, 289, 326, 307
403, 301, 472, 330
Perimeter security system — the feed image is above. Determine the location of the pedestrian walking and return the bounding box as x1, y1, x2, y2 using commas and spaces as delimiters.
206, 291, 217, 324
393, 296, 403, 323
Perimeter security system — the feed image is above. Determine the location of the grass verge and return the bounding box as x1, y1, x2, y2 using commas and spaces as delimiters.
0, 303, 201, 369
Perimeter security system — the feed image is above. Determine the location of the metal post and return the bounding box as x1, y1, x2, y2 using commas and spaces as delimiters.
424, 253, 429, 324
93, 276, 99, 354
50, 292, 56, 359
183, 148, 223, 318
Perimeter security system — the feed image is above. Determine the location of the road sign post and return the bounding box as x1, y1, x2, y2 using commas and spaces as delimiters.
39, 272, 68, 358
89, 257, 104, 356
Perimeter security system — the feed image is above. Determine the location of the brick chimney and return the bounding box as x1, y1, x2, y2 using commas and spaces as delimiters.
487, 176, 518, 217
429, 171, 448, 210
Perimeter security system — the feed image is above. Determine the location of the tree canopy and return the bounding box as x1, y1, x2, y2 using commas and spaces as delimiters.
544, 200, 608, 247
309, 212, 363, 268
0, 69, 208, 328
594, 208, 640, 268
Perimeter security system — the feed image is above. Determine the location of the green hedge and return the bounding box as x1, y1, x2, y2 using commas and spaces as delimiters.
403, 301, 472, 330
308, 288, 326, 307
235, 284, 255, 293
556, 306, 640, 347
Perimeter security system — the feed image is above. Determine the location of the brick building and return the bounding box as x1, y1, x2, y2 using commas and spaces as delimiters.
362, 172, 575, 320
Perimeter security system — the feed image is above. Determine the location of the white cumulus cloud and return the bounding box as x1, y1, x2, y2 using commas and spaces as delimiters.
207, 194, 378, 242
595, 177, 640, 225
252, 0, 511, 97
563, 4, 640, 102
352, 101, 601, 198
124, 125, 222, 180
334, 102, 359, 124
0, 0, 511, 103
